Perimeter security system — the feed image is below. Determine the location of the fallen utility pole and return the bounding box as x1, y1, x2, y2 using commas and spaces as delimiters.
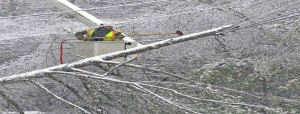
0, 25, 232, 84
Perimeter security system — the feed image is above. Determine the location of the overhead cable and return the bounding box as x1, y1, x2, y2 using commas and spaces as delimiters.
115, 0, 256, 25
228, 10, 300, 31
231, 0, 300, 28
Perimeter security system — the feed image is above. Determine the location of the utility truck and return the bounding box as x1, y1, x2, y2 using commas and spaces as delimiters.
46, 0, 140, 62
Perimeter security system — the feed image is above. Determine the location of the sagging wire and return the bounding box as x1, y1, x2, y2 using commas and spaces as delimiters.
116, 0, 300, 35
226, 10, 300, 32
242, 0, 300, 24
115, 0, 257, 25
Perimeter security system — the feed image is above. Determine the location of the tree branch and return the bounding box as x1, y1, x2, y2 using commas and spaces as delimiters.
30, 81, 93, 114
97, 60, 194, 82
41, 70, 276, 112
0, 25, 232, 84
132, 84, 202, 114
47, 75, 87, 102
138, 83, 274, 111
0, 89, 24, 114
103, 57, 137, 76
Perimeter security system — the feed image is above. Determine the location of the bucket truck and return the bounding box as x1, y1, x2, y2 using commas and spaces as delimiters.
46, 0, 139, 61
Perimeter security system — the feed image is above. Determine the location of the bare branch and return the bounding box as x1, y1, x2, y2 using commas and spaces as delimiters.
47, 75, 102, 113
69, 68, 105, 77
40, 71, 202, 113
30, 81, 93, 114
97, 60, 194, 82
47, 75, 87, 102
44, 71, 276, 112
195, 82, 300, 106
138, 83, 274, 111
0, 90, 24, 114
103, 57, 138, 76
133, 84, 202, 114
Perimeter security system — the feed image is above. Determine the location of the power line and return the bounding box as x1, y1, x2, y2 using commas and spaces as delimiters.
2, 0, 298, 42
0, 0, 170, 19
232, 0, 300, 27
115, 0, 256, 25
115, 0, 300, 33
228, 10, 300, 31
244, 12, 300, 28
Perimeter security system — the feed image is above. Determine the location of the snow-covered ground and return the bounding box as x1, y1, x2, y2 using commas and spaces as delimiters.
1, 0, 300, 113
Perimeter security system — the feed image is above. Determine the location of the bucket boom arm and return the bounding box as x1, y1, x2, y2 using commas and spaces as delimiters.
46, 0, 137, 43
46, 0, 105, 27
